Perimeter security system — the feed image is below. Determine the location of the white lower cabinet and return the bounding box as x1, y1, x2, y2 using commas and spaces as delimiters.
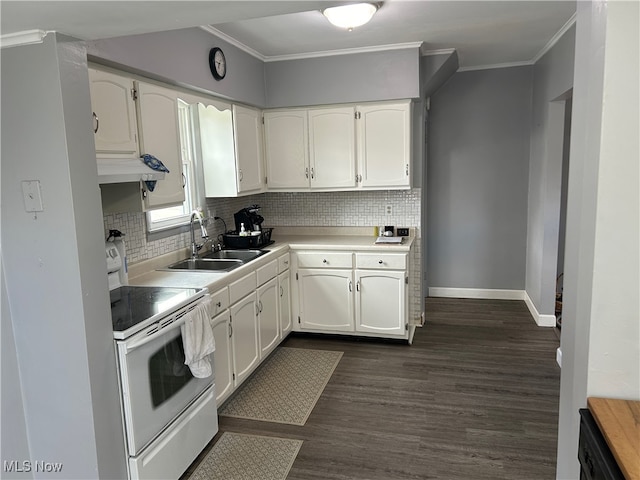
230, 292, 260, 387
355, 270, 406, 336
209, 253, 292, 407
278, 269, 292, 338
298, 268, 354, 332
210, 310, 233, 406
257, 277, 279, 358
293, 250, 409, 339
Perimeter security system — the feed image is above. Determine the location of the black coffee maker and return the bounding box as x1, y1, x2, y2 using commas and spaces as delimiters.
233, 205, 264, 233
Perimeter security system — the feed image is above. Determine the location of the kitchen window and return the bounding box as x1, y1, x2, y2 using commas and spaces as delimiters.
146, 100, 200, 232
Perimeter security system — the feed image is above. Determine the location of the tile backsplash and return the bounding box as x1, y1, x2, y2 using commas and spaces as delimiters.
103, 188, 423, 318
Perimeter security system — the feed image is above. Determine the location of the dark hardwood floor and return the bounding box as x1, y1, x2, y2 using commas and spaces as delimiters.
188, 298, 561, 480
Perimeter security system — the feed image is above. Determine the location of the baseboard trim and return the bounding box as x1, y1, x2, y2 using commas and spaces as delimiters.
428, 287, 525, 300
428, 287, 557, 328
556, 347, 562, 368
524, 291, 557, 327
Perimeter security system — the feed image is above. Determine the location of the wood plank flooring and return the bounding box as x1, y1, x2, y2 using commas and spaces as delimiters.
184, 298, 561, 480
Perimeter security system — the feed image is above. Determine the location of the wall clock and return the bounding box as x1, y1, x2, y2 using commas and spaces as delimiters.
209, 47, 226, 80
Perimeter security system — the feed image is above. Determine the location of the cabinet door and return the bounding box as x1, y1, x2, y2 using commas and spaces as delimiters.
233, 105, 264, 194
136, 82, 185, 209
355, 269, 406, 335
88, 69, 138, 155
197, 103, 237, 197
210, 311, 233, 406
356, 102, 411, 188
230, 293, 260, 387
298, 268, 354, 332
257, 277, 279, 359
278, 270, 292, 338
308, 107, 356, 189
264, 110, 309, 190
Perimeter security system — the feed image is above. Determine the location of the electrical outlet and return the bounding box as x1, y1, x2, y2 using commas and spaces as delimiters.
385, 204, 393, 215
397, 228, 409, 237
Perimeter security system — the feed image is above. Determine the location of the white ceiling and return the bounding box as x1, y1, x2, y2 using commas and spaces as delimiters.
1, 1, 576, 69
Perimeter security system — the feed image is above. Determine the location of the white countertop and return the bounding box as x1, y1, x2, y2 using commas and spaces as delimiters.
128, 227, 414, 292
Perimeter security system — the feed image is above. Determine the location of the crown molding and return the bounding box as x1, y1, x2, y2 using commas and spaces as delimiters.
200, 26, 266, 61
420, 47, 456, 57
263, 41, 423, 62
458, 12, 576, 72
1, 30, 49, 49
458, 60, 534, 72
201, 25, 422, 62
531, 12, 577, 64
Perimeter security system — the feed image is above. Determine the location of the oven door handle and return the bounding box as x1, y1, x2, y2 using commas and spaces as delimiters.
121, 296, 210, 353
123, 315, 188, 352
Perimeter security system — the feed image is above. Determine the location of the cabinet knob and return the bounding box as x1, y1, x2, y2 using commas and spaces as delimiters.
216, 301, 222, 308
378, 260, 383, 264
323, 259, 328, 264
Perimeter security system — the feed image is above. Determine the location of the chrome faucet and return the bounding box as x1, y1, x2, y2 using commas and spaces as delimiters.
190, 210, 209, 258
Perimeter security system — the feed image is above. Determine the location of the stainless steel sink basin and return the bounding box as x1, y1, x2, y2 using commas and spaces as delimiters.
203, 249, 267, 262
165, 258, 242, 272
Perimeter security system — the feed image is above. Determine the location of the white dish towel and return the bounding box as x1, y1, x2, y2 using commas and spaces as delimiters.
181, 295, 216, 378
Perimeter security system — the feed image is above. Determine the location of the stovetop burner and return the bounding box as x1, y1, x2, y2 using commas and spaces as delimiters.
110, 285, 204, 339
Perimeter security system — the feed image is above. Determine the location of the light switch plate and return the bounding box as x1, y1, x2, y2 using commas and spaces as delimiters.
21, 180, 44, 212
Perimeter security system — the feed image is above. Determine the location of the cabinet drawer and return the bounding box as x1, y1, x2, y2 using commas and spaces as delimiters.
356, 253, 407, 270
257, 259, 278, 286
209, 287, 229, 317
278, 253, 291, 273
229, 272, 257, 305
296, 252, 353, 269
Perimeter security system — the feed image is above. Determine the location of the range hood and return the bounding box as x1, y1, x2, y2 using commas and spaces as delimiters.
97, 157, 166, 184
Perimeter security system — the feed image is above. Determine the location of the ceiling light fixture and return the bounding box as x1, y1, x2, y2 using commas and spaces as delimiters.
322, 3, 379, 31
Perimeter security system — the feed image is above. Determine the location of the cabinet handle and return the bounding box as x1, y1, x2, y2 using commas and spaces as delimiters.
349, 280, 352, 292
92, 112, 99, 133
239, 169, 243, 182
229, 321, 233, 338
311, 167, 315, 179
284, 260, 289, 266
182, 173, 187, 188
256, 303, 260, 316
356, 281, 360, 292
280, 286, 284, 297
216, 301, 222, 308
305, 167, 309, 179
259, 300, 263, 313
405, 164, 409, 176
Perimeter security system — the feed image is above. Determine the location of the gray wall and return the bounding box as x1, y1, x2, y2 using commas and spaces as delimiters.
427, 66, 533, 290
1, 34, 126, 478
87, 27, 267, 107
1, 266, 32, 479
265, 48, 420, 108
556, 1, 640, 477
525, 25, 575, 316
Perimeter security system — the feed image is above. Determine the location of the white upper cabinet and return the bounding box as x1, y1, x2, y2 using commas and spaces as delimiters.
233, 105, 264, 194
196, 103, 264, 197
88, 69, 138, 156
263, 101, 412, 192
356, 101, 412, 189
136, 82, 185, 209
308, 107, 356, 190
264, 110, 309, 190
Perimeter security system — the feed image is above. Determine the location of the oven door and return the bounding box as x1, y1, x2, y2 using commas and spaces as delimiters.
116, 303, 214, 455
